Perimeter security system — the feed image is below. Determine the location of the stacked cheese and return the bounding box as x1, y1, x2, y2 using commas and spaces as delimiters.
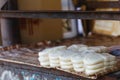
59, 50, 76, 70
100, 53, 116, 72
38, 46, 67, 67
83, 53, 105, 75
38, 44, 117, 76
83, 53, 117, 75
48, 51, 61, 68
38, 49, 50, 67
67, 44, 88, 52
68, 45, 107, 53
71, 54, 85, 72
88, 46, 107, 53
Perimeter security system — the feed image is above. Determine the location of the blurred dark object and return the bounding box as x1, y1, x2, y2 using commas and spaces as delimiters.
110, 49, 120, 56
109, 46, 120, 56
109, 46, 120, 51
74, 0, 87, 37
73, 0, 86, 8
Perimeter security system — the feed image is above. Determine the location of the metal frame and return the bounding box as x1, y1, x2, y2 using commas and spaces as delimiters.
1, 10, 120, 20
0, 1, 120, 20
0, 1, 120, 46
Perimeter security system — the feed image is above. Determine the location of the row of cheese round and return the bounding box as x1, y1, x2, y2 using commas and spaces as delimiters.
38, 45, 116, 75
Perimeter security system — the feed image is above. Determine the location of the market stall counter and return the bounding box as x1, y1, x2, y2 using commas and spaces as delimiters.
0, 35, 120, 80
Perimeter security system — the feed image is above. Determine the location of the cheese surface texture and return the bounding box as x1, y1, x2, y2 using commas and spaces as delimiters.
38, 44, 116, 76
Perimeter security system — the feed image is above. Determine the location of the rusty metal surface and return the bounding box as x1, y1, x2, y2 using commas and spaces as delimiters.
0, 56, 120, 80
0, 61, 87, 80
0, 63, 81, 80
0, 1, 120, 20
0, 10, 120, 20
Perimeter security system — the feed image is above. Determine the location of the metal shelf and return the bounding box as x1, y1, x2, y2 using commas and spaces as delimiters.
1, 10, 120, 20
1, 0, 120, 46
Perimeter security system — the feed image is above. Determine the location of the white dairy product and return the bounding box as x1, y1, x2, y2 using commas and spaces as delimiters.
38, 51, 48, 57
104, 62, 110, 66
100, 53, 110, 62
67, 44, 88, 52
38, 50, 50, 66
49, 60, 60, 64
38, 46, 67, 67
48, 50, 63, 60
88, 46, 107, 53
110, 61, 117, 65
105, 61, 116, 71
38, 45, 117, 75
59, 50, 76, 61
39, 46, 67, 56
88, 47, 101, 52
59, 50, 78, 70
81, 50, 96, 54
78, 47, 88, 52
74, 67, 85, 72
71, 54, 85, 72
83, 53, 104, 65
85, 68, 104, 75
104, 53, 116, 61
50, 63, 60, 67
101, 53, 116, 61
48, 50, 76, 68
48, 51, 61, 66
60, 62, 72, 66
38, 57, 49, 62
85, 63, 104, 70
61, 65, 73, 70
73, 63, 83, 68
40, 62, 50, 66
38, 56, 50, 66
83, 53, 105, 75
49, 55, 59, 60
49, 50, 67, 68
71, 55, 83, 63
100, 53, 117, 71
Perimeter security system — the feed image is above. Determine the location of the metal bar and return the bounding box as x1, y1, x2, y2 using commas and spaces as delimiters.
0, 10, 120, 20
1, 18, 14, 46
0, 0, 19, 46
7, 0, 21, 44
0, 0, 14, 47
87, 1, 120, 9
